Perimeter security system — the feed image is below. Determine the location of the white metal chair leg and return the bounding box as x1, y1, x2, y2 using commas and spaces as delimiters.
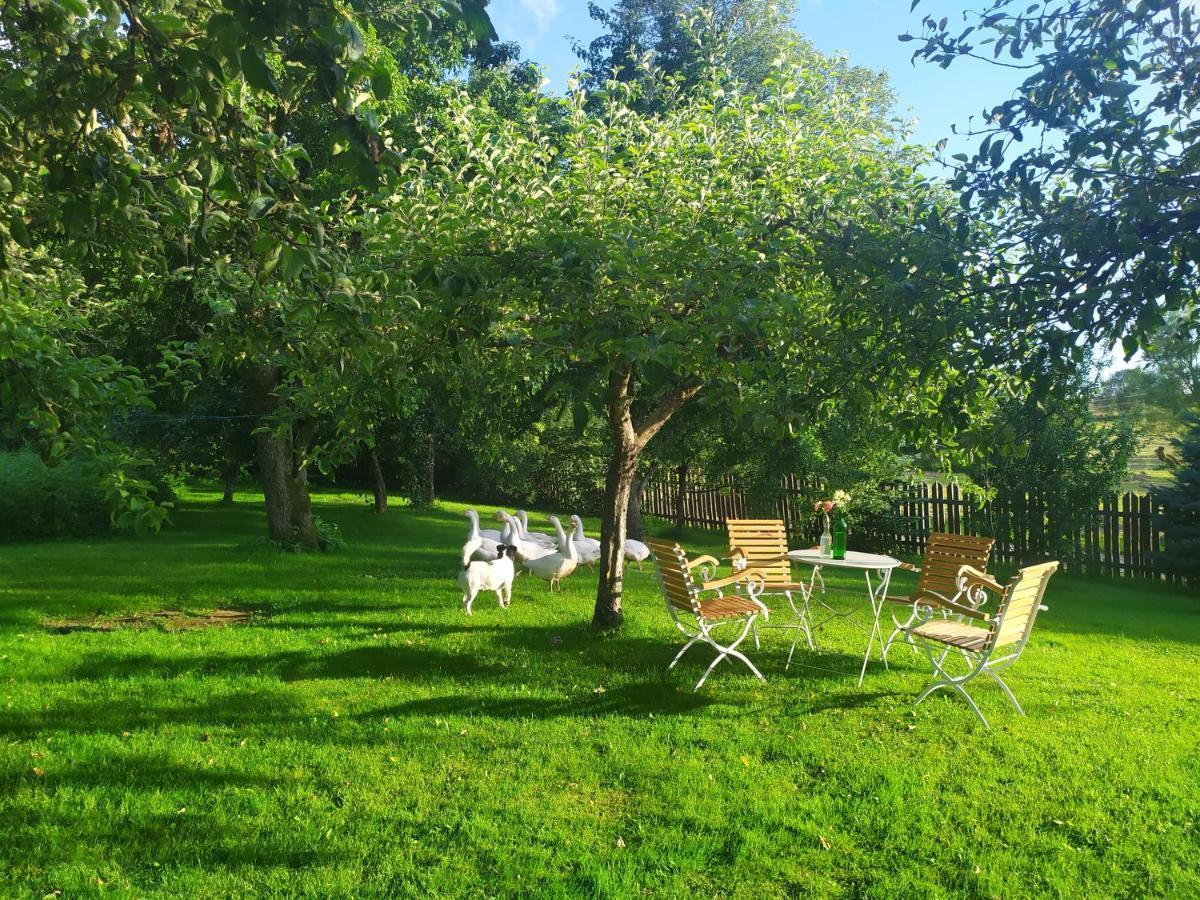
984, 667, 1024, 715
669, 633, 703, 669
694, 616, 763, 691
915, 638, 992, 728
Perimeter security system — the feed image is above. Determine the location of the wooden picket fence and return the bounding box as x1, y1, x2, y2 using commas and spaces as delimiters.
641, 473, 1198, 588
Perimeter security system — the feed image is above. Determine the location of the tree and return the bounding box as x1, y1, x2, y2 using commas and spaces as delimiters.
1143, 313, 1200, 411
967, 364, 1136, 561
907, 0, 1199, 356
0, 266, 168, 529
391, 52, 1028, 629
576, 1, 893, 117
1155, 414, 1200, 582
0, 0, 494, 546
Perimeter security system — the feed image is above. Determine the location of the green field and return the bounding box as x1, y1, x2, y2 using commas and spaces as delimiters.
1, 489, 1197, 897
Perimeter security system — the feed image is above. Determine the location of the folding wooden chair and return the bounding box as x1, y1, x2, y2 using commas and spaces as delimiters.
725, 519, 815, 667
646, 538, 771, 691
881, 532, 996, 659
900, 561, 1059, 728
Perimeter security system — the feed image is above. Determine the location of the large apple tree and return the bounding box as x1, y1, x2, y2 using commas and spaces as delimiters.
384, 49, 1024, 628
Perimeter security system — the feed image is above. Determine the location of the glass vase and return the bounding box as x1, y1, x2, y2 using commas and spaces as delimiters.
819, 514, 832, 558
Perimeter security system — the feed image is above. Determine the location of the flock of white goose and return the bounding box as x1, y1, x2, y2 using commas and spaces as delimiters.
460, 508, 650, 591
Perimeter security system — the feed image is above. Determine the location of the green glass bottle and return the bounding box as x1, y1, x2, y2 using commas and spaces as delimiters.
832, 509, 848, 560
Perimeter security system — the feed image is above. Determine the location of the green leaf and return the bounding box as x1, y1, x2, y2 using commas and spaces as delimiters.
340, 20, 365, 61
240, 48, 278, 95
248, 196, 275, 219
371, 66, 393, 101
1097, 81, 1137, 99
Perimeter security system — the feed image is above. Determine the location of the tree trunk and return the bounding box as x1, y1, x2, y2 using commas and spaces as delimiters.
422, 430, 436, 506
219, 459, 239, 506
251, 366, 319, 550
626, 462, 657, 541
592, 372, 703, 632
594, 422, 638, 631
366, 448, 387, 513
674, 462, 690, 534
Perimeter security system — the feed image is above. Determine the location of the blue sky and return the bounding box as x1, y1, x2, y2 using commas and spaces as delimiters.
487, 0, 1028, 155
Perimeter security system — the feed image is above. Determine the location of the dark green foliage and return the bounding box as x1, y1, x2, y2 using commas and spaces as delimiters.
0, 451, 108, 540
313, 516, 347, 552
909, 0, 1200, 354
967, 369, 1137, 561
442, 413, 607, 515
1155, 414, 1200, 580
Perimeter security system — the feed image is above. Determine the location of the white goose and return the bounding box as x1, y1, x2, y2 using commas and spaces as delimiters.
570, 514, 602, 566
498, 511, 556, 563
462, 509, 500, 563
517, 510, 557, 550
522, 515, 579, 591
624, 537, 651, 567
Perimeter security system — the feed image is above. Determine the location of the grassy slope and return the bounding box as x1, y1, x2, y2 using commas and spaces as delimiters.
1, 489, 1197, 898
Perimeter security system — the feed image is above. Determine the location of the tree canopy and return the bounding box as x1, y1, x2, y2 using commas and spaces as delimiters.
380, 47, 1034, 626
0, 0, 494, 540
907, 0, 1199, 359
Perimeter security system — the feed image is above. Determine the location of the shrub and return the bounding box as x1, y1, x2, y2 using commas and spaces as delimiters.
0, 449, 176, 541
0, 450, 110, 540
1154, 414, 1200, 584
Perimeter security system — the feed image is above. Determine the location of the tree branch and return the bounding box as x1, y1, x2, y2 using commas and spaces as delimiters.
633, 382, 702, 451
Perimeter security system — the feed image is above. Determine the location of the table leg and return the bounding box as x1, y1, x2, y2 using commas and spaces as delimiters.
858, 566, 894, 686
786, 565, 822, 668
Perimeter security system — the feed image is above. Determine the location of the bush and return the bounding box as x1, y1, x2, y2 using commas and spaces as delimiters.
0, 450, 111, 540
1154, 414, 1200, 583
0, 449, 177, 541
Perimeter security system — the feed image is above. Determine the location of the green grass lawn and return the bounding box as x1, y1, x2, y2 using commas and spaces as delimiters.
1, 489, 1197, 897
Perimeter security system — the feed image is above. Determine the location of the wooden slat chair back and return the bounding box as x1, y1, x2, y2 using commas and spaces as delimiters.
911, 532, 997, 605
988, 561, 1058, 651
883, 532, 996, 660
646, 538, 771, 690
646, 538, 703, 616
900, 560, 1060, 728
725, 519, 792, 586
724, 518, 816, 664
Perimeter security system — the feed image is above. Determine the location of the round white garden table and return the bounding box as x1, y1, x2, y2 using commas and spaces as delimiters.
786, 549, 903, 685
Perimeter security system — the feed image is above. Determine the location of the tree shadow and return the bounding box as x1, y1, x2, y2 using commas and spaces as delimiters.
0, 688, 307, 739
370, 682, 715, 722
1, 751, 284, 794
62, 644, 506, 685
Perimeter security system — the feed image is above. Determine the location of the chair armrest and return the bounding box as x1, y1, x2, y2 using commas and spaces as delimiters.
724, 552, 790, 566
938, 595, 991, 622
687, 555, 721, 571
897, 561, 919, 573
700, 564, 772, 600
701, 567, 767, 593
957, 564, 1004, 596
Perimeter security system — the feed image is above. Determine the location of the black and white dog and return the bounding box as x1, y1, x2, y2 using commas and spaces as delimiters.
459, 543, 517, 615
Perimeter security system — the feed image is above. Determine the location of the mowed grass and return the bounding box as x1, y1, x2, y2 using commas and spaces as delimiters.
1, 489, 1198, 898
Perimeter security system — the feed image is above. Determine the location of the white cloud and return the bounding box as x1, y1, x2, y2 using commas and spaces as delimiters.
518, 0, 559, 31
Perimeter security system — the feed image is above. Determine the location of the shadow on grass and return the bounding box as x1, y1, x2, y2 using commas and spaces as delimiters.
0, 751, 284, 793
63, 644, 506, 684
372, 682, 715, 721
0, 688, 308, 738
